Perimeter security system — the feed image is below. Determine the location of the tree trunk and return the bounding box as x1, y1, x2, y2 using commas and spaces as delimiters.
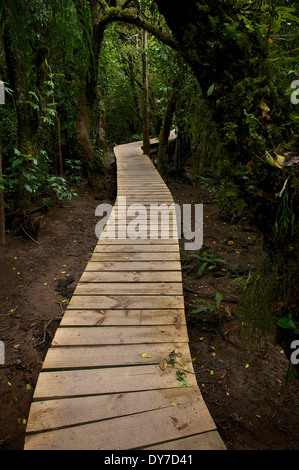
97, 93, 107, 152
0, 135, 5, 245
158, 87, 177, 176
3, 6, 37, 208
75, 1, 106, 191
142, 29, 150, 155
76, 97, 105, 192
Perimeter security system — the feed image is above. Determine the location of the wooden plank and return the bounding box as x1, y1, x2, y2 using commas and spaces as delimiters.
52, 325, 189, 346
42, 342, 190, 369
68, 295, 184, 310
32, 364, 197, 400
25, 387, 202, 433
75, 282, 183, 295
24, 394, 216, 450
79, 271, 182, 283
96, 238, 178, 245
84, 261, 181, 271
59, 308, 185, 326
93, 244, 179, 252
142, 431, 227, 450
89, 252, 180, 262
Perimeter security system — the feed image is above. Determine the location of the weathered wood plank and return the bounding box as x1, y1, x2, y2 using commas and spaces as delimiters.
25, 387, 201, 433
43, 342, 190, 369
32, 364, 197, 400
84, 261, 181, 271
75, 282, 182, 295
93, 244, 179, 252
96, 238, 178, 245
89, 252, 180, 262
59, 308, 185, 326
79, 271, 182, 283
52, 325, 189, 346
68, 295, 184, 310
24, 394, 216, 450
142, 431, 227, 451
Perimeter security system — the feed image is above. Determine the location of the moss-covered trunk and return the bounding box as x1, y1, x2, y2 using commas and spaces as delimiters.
75, 4, 106, 192
158, 87, 177, 176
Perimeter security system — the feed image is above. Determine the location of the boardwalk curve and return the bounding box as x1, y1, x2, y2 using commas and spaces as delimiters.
24, 140, 226, 450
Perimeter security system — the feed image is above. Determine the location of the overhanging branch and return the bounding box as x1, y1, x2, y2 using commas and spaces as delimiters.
99, 8, 180, 51
121, 0, 136, 9
98, 0, 109, 10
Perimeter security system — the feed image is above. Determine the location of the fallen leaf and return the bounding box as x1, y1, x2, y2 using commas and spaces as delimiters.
259, 101, 270, 112
170, 416, 178, 425
159, 361, 167, 371
174, 321, 181, 329
140, 353, 152, 358
221, 371, 227, 380
171, 401, 177, 406
177, 422, 188, 430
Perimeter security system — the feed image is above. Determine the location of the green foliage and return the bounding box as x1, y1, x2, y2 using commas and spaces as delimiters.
1, 149, 78, 203
187, 251, 226, 278
190, 293, 223, 315
277, 314, 299, 335
47, 176, 79, 201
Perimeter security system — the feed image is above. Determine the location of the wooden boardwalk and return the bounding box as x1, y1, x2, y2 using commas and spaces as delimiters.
24, 141, 226, 450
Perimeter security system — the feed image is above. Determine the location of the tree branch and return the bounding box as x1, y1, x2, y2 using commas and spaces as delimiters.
99, 8, 180, 51
121, 0, 136, 9
98, 0, 109, 10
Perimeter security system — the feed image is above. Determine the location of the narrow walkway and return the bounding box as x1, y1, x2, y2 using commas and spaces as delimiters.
24, 141, 226, 450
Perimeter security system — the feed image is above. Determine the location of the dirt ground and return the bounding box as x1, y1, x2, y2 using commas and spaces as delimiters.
0, 161, 298, 451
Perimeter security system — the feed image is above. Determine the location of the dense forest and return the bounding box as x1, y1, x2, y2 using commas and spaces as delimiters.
0, 0, 298, 450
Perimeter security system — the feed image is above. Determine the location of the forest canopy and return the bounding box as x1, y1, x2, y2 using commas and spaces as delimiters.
0, 0, 298, 365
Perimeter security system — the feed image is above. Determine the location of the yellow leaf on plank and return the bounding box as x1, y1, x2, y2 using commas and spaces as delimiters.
140, 353, 152, 358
